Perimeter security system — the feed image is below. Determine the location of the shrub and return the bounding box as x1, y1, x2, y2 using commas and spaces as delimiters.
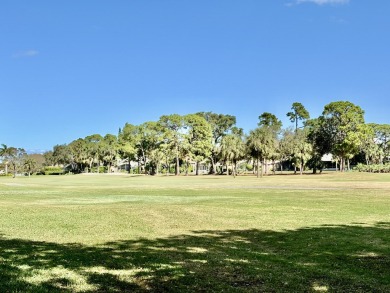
44, 166, 64, 175
354, 163, 390, 173
91, 166, 107, 173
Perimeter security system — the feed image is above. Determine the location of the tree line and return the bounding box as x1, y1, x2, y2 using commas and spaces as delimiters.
1, 101, 389, 177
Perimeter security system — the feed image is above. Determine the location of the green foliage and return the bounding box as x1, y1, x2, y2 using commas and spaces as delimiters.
355, 163, 390, 173
367, 123, 390, 163
23, 156, 38, 176
220, 131, 246, 177
91, 166, 106, 173
247, 112, 281, 177
51, 144, 71, 165
258, 112, 282, 130
318, 101, 366, 171
68, 138, 88, 173
287, 102, 310, 131
158, 114, 185, 176
43, 166, 64, 175
1, 147, 27, 177
118, 123, 138, 163
4, 100, 387, 177
196, 112, 237, 174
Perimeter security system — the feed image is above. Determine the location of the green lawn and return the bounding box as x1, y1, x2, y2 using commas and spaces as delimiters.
0, 172, 389, 292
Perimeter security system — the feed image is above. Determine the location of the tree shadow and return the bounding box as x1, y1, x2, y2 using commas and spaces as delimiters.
1, 223, 389, 292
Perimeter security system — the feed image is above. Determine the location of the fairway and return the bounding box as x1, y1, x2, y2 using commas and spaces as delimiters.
0, 173, 389, 292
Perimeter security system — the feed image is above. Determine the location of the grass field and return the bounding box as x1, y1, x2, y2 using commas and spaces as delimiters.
0, 172, 389, 292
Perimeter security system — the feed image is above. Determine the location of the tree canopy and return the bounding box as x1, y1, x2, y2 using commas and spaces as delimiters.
2, 100, 389, 177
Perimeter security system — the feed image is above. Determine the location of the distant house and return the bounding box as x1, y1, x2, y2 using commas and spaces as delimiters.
321, 153, 333, 162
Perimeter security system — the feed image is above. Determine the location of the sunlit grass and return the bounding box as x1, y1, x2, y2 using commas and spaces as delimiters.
0, 172, 389, 291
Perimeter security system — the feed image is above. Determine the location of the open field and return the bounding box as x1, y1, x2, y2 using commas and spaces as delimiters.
0, 172, 389, 292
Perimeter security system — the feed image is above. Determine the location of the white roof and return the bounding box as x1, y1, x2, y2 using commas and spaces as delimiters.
321, 153, 333, 162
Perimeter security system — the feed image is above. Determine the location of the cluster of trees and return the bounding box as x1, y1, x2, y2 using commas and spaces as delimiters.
0, 145, 40, 177
1, 101, 389, 177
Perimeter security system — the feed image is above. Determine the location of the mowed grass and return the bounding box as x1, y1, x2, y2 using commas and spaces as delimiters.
0, 172, 389, 292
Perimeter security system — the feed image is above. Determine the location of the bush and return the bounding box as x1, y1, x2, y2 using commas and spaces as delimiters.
44, 166, 64, 175
241, 163, 253, 172
91, 166, 106, 173
354, 163, 390, 173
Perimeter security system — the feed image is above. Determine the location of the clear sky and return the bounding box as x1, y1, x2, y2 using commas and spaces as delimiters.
1, 0, 389, 151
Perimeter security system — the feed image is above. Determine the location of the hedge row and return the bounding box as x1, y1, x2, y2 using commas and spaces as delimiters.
43, 166, 64, 175
355, 163, 390, 173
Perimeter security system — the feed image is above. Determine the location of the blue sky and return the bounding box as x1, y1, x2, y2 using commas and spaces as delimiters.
1, 0, 389, 151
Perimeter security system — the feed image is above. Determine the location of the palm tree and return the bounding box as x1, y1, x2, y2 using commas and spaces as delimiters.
247, 126, 277, 178
23, 157, 37, 177
220, 135, 235, 176
3, 147, 26, 178
220, 132, 246, 177
291, 129, 312, 175
0, 144, 12, 175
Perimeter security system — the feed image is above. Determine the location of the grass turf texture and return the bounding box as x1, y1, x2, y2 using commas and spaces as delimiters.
0, 173, 389, 292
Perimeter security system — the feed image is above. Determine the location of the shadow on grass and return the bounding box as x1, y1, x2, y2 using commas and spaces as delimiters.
1, 223, 389, 292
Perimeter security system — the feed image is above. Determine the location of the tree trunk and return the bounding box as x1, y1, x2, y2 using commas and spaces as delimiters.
300, 159, 303, 175
280, 161, 283, 174
175, 155, 180, 176
140, 149, 147, 175
257, 157, 260, 178
5, 163, 8, 175
128, 157, 131, 174
347, 159, 350, 171
196, 161, 199, 176
340, 157, 345, 172
209, 157, 216, 174
261, 159, 264, 178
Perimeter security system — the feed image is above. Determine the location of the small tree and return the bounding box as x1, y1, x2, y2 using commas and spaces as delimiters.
23, 156, 37, 177
306, 118, 331, 174
278, 128, 295, 173
368, 123, 390, 163
100, 134, 117, 172
158, 114, 185, 176
196, 112, 236, 174
184, 114, 213, 175
220, 128, 246, 177
85, 134, 104, 173
6, 148, 27, 178
290, 129, 312, 175
247, 126, 277, 178
0, 144, 12, 175
118, 123, 138, 173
